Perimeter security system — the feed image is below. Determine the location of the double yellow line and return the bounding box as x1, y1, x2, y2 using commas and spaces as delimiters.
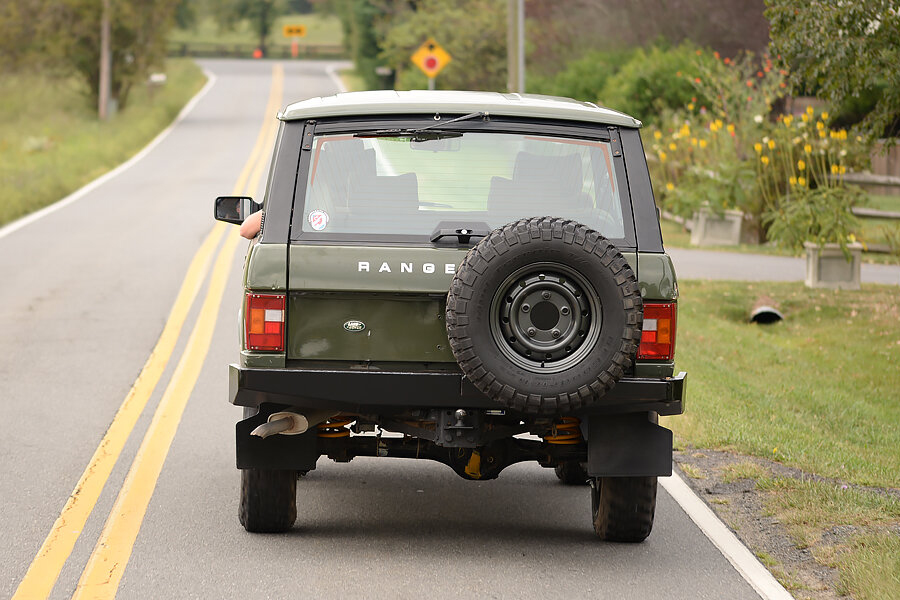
14, 64, 284, 600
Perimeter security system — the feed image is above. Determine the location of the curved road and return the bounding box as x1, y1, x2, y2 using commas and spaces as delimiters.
1, 59, 772, 600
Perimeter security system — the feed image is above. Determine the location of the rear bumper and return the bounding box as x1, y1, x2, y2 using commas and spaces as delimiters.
229, 364, 686, 416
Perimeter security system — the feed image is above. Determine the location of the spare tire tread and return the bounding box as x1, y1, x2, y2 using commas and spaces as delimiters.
446, 217, 642, 414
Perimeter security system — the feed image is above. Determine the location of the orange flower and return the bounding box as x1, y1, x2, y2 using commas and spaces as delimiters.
695, 77, 701, 83
746, 80, 754, 87
724, 57, 731, 65
757, 71, 764, 78
714, 51, 720, 59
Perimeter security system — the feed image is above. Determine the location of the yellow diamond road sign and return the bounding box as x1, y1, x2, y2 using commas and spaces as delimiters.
283, 24, 307, 37
411, 38, 451, 78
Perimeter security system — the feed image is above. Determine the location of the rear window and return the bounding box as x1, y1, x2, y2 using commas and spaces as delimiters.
298, 130, 629, 241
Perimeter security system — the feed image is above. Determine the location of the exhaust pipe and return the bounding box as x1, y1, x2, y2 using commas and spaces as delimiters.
250, 410, 338, 438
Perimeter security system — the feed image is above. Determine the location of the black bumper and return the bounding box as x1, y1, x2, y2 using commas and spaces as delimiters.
229, 364, 685, 416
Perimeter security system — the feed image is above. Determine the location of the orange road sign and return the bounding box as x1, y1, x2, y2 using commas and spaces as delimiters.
283, 24, 307, 37
411, 38, 451, 78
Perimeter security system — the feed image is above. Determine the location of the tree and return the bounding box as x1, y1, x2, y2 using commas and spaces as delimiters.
51, 0, 181, 110
216, 0, 289, 56
766, 0, 900, 140
379, 0, 507, 91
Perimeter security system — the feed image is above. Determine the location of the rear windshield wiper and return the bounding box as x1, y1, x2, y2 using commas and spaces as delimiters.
356, 111, 489, 141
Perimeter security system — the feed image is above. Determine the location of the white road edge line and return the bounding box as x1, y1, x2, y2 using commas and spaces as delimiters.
0, 68, 218, 242
660, 471, 794, 600
325, 63, 348, 93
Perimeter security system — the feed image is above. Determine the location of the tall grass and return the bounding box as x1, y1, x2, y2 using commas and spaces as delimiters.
0, 59, 206, 227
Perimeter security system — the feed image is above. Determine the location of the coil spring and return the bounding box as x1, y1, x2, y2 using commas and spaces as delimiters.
543, 417, 582, 445
317, 417, 353, 438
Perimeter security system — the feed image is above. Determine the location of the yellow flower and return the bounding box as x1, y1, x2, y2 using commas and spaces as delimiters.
767, 139, 776, 150
688, 103, 695, 111
804, 144, 812, 153
819, 130, 827, 138
816, 121, 825, 130
760, 155, 770, 165
680, 124, 691, 137
831, 164, 840, 174
839, 165, 847, 174
699, 139, 707, 149
806, 106, 814, 115
821, 111, 829, 120
659, 151, 667, 162
789, 176, 798, 186
666, 182, 675, 191
839, 129, 848, 140
754, 143, 763, 153
654, 130, 663, 140
691, 137, 698, 146
783, 115, 794, 127
798, 176, 807, 186
797, 159, 806, 171
669, 142, 677, 151
801, 113, 809, 123
726, 123, 735, 134
714, 119, 724, 129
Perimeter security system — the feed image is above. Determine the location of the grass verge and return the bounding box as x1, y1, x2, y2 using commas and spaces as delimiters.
667, 279, 900, 599
170, 13, 342, 49
0, 59, 207, 228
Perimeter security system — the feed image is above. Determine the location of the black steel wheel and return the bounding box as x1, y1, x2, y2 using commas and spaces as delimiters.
239, 468, 298, 533
446, 217, 642, 414
590, 476, 657, 542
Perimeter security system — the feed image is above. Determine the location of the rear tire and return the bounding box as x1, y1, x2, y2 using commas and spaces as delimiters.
591, 476, 657, 542
554, 461, 589, 485
239, 469, 297, 533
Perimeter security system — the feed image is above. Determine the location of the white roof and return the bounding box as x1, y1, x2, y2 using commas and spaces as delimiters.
279, 90, 642, 128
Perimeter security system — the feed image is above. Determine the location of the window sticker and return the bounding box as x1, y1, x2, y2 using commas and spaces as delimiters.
308, 209, 329, 231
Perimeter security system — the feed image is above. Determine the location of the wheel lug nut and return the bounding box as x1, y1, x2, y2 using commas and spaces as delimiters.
527, 328, 536, 337
542, 291, 551, 300
551, 329, 561, 338
521, 304, 530, 313
560, 306, 570, 315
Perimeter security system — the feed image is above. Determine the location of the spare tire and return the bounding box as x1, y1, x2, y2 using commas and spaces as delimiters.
446, 217, 642, 414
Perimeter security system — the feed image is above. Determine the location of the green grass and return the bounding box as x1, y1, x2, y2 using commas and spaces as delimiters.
665, 280, 900, 488
666, 280, 900, 599
0, 59, 207, 227
170, 13, 343, 48
836, 533, 900, 600
868, 194, 900, 212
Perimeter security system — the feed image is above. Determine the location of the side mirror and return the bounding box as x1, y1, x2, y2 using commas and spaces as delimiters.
214, 196, 261, 225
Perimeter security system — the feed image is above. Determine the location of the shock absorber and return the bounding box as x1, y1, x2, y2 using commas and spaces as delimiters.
543, 417, 582, 445
317, 417, 353, 438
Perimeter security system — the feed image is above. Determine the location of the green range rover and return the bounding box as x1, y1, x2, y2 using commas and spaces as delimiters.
214, 90, 685, 541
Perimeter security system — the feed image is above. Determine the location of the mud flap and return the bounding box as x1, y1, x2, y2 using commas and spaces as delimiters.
585, 413, 672, 477
236, 407, 320, 471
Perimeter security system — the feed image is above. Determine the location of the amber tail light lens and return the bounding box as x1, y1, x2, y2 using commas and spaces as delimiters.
637, 302, 676, 361
245, 293, 285, 351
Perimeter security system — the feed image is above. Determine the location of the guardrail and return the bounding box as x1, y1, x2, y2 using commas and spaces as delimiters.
167, 42, 347, 60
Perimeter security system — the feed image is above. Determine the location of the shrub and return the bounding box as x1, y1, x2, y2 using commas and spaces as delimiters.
599, 42, 716, 124
528, 48, 634, 104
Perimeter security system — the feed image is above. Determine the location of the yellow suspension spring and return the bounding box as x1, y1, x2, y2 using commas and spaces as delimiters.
317, 417, 353, 438
543, 417, 582, 445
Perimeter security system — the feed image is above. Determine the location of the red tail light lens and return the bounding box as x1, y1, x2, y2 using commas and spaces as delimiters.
638, 302, 676, 361
245, 293, 285, 351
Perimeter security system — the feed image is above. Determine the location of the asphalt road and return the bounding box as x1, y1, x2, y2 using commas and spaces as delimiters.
0, 59, 770, 600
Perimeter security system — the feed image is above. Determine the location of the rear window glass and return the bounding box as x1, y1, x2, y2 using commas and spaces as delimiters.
299, 131, 627, 239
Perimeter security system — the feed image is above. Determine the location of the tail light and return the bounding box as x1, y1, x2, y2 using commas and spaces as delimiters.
637, 302, 676, 361
245, 293, 285, 351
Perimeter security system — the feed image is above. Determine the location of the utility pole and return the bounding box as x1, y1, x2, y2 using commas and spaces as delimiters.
517, 0, 525, 93
98, 0, 111, 120
507, 0, 516, 93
